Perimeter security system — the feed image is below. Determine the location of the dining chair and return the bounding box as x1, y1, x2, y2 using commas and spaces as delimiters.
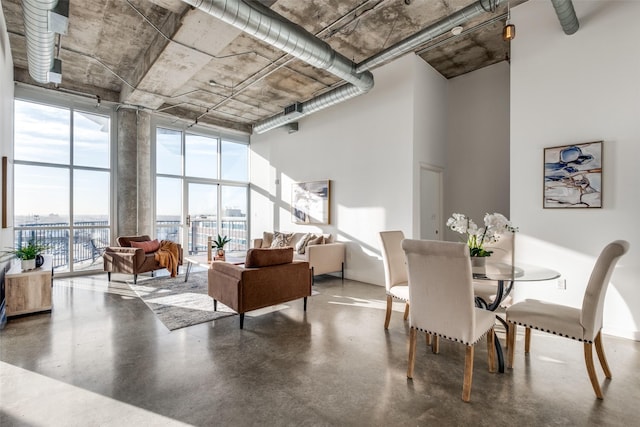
473, 230, 516, 309
506, 240, 629, 399
379, 231, 410, 329
402, 239, 497, 402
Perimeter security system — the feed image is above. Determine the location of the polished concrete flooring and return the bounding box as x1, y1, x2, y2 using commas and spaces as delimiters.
1, 271, 639, 426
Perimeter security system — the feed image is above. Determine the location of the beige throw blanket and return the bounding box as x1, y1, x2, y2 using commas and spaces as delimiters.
155, 240, 179, 277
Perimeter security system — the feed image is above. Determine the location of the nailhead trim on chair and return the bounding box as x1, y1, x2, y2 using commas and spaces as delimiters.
412, 326, 489, 346
387, 292, 408, 302
506, 320, 592, 344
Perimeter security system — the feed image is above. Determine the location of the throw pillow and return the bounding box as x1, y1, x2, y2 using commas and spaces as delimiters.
296, 233, 317, 254
306, 235, 324, 248
270, 231, 294, 248
131, 239, 160, 253
261, 231, 274, 248
245, 247, 293, 268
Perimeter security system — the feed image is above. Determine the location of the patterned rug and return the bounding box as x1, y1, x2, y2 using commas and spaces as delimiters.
128, 271, 236, 331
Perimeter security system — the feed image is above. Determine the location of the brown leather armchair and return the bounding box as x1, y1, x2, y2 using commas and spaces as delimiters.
208, 247, 311, 329
103, 235, 183, 284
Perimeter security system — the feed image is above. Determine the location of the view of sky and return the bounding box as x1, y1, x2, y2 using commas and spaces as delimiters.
14, 100, 249, 227
14, 100, 110, 223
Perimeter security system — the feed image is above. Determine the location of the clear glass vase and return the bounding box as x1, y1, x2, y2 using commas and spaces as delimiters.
471, 256, 486, 268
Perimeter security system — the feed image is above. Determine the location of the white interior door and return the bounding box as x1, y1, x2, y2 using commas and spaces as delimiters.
420, 166, 442, 240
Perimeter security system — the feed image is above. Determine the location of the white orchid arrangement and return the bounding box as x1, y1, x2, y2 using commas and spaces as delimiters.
446, 213, 517, 257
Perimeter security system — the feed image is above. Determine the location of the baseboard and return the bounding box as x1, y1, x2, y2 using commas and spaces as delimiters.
602, 327, 640, 342
342, 271, 384, 287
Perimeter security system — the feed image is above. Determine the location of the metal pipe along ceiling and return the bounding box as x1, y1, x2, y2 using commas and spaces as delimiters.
185, 0, 576, 133
550, 0, 580, 35
181, 0, 374, 134
22, 0, 58, 84
357, 0, 504, 73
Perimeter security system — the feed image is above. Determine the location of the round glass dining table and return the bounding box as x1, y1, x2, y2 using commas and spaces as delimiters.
473, 262, 561, 311
472, 262, 561, 372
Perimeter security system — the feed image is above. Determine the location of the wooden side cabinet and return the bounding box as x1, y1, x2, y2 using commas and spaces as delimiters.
5, 255, 53, 317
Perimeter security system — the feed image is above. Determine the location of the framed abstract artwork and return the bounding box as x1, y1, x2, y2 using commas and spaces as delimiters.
543, 141, 602, 208
292, 180, 330, 224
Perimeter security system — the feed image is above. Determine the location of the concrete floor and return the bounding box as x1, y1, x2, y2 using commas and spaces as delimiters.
1, 272, 639, 426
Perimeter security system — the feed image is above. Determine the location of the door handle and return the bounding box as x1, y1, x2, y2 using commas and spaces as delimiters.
186, 214, 191, 226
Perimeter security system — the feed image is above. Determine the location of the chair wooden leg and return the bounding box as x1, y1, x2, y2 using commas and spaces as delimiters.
584, 342, 604, 399
524, 327, 531, 353
426, 333, 431, 346
594, 331, 612, 379
403, 302, 410, 321
384, 295, 393, 329
462, 345, 475, 402
487, 327, 496, 373
432, 335, 440, 354
407, 328, 417, 379
506, 323, 516, 369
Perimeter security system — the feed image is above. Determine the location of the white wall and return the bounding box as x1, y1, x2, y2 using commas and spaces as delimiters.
251, 54, 448, 285
511, 0, 640, 339
445, 61, 510, 242
0, 6, 13, 251
412, 56, 448, 237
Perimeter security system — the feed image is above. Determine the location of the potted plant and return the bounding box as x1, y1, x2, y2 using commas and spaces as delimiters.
6, 240, 48, 271
212, 235, 231, 261
446, 213, 517, 267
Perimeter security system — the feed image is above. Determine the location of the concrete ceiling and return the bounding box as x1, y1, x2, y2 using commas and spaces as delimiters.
2, 0, 525, 133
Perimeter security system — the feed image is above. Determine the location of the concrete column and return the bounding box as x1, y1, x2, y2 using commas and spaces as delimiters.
116, 109, 138, 236
136, 111, 153, 237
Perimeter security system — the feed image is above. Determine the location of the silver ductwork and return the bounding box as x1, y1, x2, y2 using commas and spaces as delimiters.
22, 0, 58, 83
550, 0, 580, 35
357, 0, 503, 73
254, 83, 365, 133
186, 0, 575, 133
22, 0, 68, 84
182, 0, 374, 134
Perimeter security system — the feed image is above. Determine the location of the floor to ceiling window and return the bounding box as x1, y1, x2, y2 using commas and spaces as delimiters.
154, 121, 249, 255
13, 93, 113, 273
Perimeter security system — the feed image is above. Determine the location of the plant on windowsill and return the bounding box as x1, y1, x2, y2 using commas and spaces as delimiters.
446, 212, 517, 267
4, 239, 48, 271
213, 234, 231, 261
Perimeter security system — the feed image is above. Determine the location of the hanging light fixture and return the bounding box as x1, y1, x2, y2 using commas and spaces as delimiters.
503, 1, 516, 41
503, 23, 515, 41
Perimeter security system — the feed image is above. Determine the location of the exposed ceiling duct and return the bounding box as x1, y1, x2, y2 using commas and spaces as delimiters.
181, 0, 578, 134
357, 0, 504, 73
550, 0, 580, 35
22, 0, 68, 84
181, 0, 374, 134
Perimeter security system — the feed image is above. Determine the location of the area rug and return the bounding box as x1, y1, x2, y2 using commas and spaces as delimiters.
127, 271, 235, 331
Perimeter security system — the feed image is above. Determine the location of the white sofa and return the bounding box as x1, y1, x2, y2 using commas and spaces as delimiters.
253, 232, 345, 283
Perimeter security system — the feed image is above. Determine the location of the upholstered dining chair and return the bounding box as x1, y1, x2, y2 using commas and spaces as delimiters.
473, 230, 516, 309
506, 240, 629, 399
379, 231, 410, 329
403, 239, 497, 402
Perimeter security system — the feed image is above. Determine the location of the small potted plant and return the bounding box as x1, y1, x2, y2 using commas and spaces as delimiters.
213, 234, 231, 261
446, 212, 517, 267
6, 240, 48, 271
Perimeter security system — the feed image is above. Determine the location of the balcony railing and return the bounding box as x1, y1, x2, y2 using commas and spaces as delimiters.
15, 218, 247, 271
158, 218, 248, 254
14, 221, 110, 270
